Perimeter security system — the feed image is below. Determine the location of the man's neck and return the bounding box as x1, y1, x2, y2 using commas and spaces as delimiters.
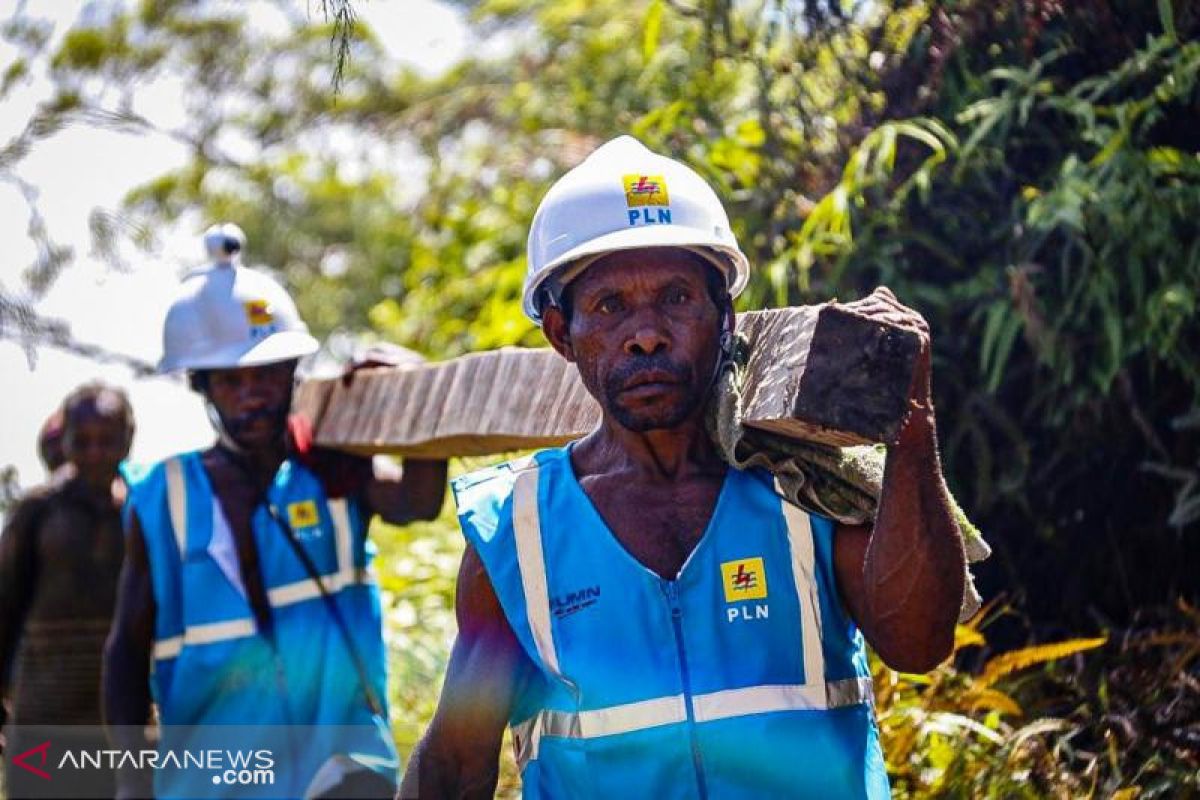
67, 472, 122, 509
214, 439, 287, 489
573, 412, 724, 482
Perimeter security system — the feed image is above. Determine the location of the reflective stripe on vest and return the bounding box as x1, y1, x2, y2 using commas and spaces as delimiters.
165, 457, 187, 557
152, 458, 370, 660
152, 618, 256, 660
510, 455, 572, 688
506, 460, 874, 771
778, 476, 828, 707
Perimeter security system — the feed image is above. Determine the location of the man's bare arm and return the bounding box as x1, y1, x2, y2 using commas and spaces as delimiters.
398, 544, 527, 799
0, 494, 42, 738
332, 347, 448, 526
365, 458, 449, 525
834, 288, 966, 673
103, 513, 157, 797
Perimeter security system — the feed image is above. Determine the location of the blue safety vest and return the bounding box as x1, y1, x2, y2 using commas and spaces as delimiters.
129, 451, 397, 798
454, 447, 890, 799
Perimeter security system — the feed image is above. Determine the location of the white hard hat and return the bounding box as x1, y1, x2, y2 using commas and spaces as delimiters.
203, 222, 247, 264
523, 135, 750, 323
159, 263, 319, 373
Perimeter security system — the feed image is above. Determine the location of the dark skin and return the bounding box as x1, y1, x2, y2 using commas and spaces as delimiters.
0, 402, 132, 744
104, 360, 447, 798
401, 248, 966, 799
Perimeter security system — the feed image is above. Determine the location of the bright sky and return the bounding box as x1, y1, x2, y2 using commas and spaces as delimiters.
0, 0, 469, 489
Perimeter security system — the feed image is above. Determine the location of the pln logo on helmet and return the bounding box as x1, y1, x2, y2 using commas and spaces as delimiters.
243, 299, 278, 340
623, 173, 672, 226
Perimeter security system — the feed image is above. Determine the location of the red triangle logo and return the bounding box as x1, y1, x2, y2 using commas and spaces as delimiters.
12, 740, 52, 780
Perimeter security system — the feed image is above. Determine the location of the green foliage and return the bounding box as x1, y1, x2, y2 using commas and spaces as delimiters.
877, 602, 1199, 798
790, 1, 1200, 623
369, 458, 522, 795
792, 117, 957, 294
371, 503, 458, 753
37, 0, 926, 357
52, 26, 126, 71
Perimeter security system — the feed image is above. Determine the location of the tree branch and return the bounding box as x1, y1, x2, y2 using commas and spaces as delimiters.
0, 291, 156, 375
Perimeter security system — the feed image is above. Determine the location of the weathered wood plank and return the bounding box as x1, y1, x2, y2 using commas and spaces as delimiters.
296, 349, 600, 457
295, 304, 919, 457
736, 304, 920, 447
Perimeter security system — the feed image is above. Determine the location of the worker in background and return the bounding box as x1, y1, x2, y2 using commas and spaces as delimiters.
37, 408, 67, 474
104, 224, 448, 799
402, 136, 966, 798
1, 382, 136, 798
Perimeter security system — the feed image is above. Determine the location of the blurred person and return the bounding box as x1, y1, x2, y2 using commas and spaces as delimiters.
0, 383, 136, 798
104, 225, 448, 799
403, 137, 966, 799
37, 409, 67, 474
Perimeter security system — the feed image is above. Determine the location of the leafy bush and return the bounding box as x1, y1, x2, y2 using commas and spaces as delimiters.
795, 1, 1200, 624
877, 601, 1199, 797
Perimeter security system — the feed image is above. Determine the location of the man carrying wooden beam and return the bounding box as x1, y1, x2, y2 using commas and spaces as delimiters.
104, 226, 447, 799
402, 135, 966, 799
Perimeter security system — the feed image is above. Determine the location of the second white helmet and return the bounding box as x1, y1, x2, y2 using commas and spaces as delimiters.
159, 261, 318, 373
523, 135, 750, 322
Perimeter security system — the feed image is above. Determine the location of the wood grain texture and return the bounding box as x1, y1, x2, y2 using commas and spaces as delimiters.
298, 348, 599, 457
738, 304, 920, 447
295, 304, 919, 457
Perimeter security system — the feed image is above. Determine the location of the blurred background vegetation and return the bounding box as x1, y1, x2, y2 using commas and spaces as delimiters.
2, 0, 1198, 796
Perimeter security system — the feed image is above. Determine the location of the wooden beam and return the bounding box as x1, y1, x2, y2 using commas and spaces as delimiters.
294, 303, 919, 458
735, 303, 921, 448
294, 348, 599, 458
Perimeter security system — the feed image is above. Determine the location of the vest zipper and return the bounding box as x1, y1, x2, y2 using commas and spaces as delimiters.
664, 581, 708, 799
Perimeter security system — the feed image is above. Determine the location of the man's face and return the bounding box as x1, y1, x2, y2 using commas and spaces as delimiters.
546, 248, 725, 433
203, 360, 296, 451
63, 403, 131, 490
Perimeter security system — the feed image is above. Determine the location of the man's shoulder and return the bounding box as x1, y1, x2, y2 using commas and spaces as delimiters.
12, 465, 86, 510
3, 482, 59, 531
451, 448, 560, 499
25, 475, 70, 503
450, 448, 566, 547
125, 449, 208, 504
144, 448, 209, 474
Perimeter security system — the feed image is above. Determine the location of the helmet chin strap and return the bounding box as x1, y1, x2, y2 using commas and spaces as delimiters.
204, 400, 248, 455
706, 303, 736, 393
